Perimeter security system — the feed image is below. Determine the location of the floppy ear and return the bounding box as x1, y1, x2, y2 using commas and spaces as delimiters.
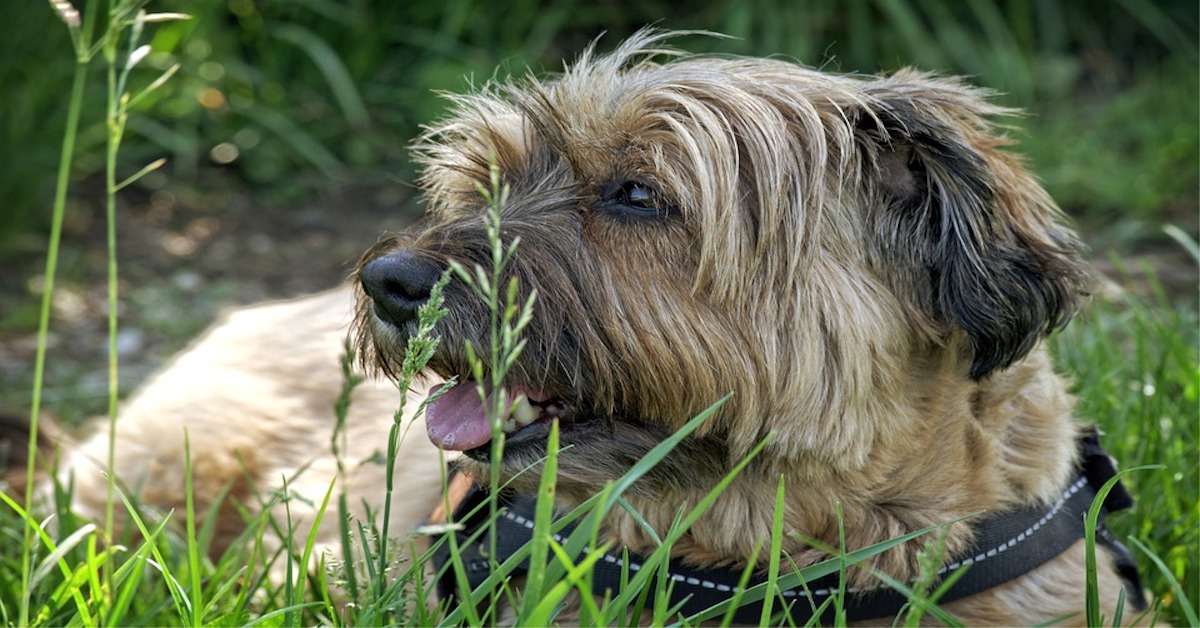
860, 73, 1092, 379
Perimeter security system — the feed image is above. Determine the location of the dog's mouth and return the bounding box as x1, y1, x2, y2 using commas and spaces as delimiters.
425, 381, 578, 456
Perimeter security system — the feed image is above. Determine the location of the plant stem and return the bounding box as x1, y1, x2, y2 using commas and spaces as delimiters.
100, 13, 127, 617
20, 34, 91, 628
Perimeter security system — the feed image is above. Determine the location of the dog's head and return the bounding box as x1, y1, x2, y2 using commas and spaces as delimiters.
354, 29, 1089, 500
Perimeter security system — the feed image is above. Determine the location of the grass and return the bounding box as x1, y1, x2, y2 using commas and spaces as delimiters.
4, 194, 1195, 628
1, 1, 1196, 626
3, 163, 1196, 628
1048, 261, 1200, 626
1, 1, 1194, 246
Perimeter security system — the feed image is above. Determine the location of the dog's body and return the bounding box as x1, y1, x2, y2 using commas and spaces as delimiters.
56, 288, 448, 582
49, 30, 1145, 624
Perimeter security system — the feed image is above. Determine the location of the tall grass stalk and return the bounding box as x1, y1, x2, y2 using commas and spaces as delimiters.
446, 159, 538, 621
102, 5, 184, 622
23, 2, 185, 623
21, 1, 99, 624
374, 271, 449, 610
330, 344, 365, 605
758, 475, 786, 624
101, 5, 130, 617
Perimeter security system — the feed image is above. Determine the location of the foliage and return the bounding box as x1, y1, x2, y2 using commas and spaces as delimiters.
1, 167, 1195, 627
1, 0, 1196, 246
1049, 267, 1200, 625
0, 0, 1195, 625
1023, 60, 1199, 225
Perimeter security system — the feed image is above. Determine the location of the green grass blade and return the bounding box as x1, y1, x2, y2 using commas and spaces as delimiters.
760, 475, 786, 625
181, 431, 207, 625
716, 543, 764, 628
28, 522, 96, 590
113, 157, 167, 192
684, 512, 976, 624
1086, 465, 1162, 626
602, 395, 728, 513
270, 23, 369, 128
1126, 536, 1198, 627
604, 434, 772, 617
1112, 587, 1127, 627
291, 478, 338, 618
108, 535, 155, 624
1162, 224, 1200, 265
514, 421, 560, 624
112, 491, 192, 623
871, 567, 966, 627
21, 19, 94, 626
523, 539, 612, 625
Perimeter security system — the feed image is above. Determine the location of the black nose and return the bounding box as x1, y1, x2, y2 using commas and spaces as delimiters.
359, 251, 442, 329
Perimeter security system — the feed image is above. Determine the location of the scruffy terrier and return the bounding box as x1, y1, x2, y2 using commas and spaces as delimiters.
50, 30, 1147, 625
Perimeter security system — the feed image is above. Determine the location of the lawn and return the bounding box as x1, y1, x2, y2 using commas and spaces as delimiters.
0, 1, 1195, 625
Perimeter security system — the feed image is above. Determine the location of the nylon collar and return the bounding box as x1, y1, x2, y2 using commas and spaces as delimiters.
427, 427, 1144, 623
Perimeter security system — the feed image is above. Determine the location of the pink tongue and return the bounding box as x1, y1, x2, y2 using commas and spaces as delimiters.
426, 383, 495, 451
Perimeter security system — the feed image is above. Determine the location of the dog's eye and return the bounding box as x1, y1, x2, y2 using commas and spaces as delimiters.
599, 181, 677, 219
622, 183, 656, 209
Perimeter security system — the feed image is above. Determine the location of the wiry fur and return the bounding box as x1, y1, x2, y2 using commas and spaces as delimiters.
40, 30, 1143, 625
354, 30, 1140, 624
53, 289, 448, 584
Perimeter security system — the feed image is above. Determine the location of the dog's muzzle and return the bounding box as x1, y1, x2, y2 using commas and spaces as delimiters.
359, 249, 584, 455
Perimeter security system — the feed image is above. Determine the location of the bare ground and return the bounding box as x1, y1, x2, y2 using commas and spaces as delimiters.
0, 173, 421, 425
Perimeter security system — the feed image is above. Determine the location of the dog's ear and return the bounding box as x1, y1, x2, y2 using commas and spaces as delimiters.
859, 74, 1091, 379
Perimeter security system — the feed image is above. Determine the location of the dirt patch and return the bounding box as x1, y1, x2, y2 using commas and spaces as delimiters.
0, 173, 421, 425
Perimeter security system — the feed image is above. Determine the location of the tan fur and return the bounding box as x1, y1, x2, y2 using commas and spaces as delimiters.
45, 29, 1147, 625
353, 30, 1143, 624
54, 289, 448, 583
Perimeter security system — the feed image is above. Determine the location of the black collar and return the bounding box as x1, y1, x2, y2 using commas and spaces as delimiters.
427, 428, 1144, 623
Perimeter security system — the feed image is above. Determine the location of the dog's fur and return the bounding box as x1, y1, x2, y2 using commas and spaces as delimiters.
45, 30, 1143, 624
54, 289, 447, 583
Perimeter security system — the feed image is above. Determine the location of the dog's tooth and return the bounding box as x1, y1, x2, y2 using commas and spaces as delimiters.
513, 395, 538, 426
503, 417, 517, 433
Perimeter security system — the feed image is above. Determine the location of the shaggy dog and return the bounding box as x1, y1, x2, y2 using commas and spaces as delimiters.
49, 30, 1145, 625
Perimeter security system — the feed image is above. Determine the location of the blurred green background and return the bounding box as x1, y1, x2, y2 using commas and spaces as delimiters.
0, 3, 1196, 620
0, 0, 1196, 421
3, 0, 1197, 238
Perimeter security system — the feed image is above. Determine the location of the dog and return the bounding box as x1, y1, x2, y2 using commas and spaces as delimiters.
353, 29, 1145, 624
43, 29, 1145, 625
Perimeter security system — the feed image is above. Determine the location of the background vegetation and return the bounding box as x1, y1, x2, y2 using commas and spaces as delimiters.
2, 1, 1196, 243
0, 0, 1195, 625
2, 0, 1196, 417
